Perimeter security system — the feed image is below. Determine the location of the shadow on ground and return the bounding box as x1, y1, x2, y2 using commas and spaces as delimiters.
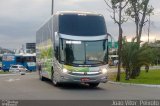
42, 78, 105, 90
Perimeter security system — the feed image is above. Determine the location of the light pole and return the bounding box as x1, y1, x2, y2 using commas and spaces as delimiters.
148, 14, 150, 43
51, 0, 54, 15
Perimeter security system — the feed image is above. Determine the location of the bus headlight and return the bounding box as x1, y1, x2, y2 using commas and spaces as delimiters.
62, 68, 68, 73
101, 68, 107, 74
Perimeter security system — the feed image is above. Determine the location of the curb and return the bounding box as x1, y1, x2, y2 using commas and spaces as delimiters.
108, 81, 160, 88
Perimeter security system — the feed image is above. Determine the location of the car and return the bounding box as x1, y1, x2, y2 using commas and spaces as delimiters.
9, 65, 27, 75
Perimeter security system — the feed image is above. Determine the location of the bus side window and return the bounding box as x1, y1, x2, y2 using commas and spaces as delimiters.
22, 57, 25, 63
16, 57, 23, 63
34, 57, 36, 62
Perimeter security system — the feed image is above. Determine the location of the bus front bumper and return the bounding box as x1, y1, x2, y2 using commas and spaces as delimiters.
57, 73, 108, 83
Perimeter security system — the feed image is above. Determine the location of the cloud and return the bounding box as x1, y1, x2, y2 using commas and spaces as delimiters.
0, 0, 51, 49
55, 0, 107, 14
0, 0, 110, 49
0, 34, 34, 49
0, 1, 52, 26
0, 0, 160, 49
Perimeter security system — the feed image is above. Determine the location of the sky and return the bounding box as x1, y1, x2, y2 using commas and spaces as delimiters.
0, 0, 160, 50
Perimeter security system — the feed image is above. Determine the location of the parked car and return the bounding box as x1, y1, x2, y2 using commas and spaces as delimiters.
9, 65, 27, 75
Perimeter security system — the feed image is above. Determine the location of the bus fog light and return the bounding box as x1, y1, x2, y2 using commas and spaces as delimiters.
101, 68, 107, 74
62, 68, 68, 73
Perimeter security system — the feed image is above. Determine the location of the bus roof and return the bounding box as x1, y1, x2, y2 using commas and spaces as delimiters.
55, 11, 103, 16
2, 53, 14, 56
36, 11, 104, 34
2, 53, 36, 57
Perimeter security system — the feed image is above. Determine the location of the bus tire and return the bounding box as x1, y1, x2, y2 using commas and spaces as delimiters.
52, 73, 59, 86
39, 70, 45, 81
88, 83, 99, 88
51, 70, 59, 86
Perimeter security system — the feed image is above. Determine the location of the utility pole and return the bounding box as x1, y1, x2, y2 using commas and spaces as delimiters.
51, 0, 54, 15
148, 14, 150, 43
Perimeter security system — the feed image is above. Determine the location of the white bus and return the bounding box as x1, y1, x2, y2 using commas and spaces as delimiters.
36, 11, 109, 87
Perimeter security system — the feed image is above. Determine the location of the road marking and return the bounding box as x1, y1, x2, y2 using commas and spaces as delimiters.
6, 78, 20, 82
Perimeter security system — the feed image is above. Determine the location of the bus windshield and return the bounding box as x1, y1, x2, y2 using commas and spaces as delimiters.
60, 39, 108, 66
59, 14, 107, 36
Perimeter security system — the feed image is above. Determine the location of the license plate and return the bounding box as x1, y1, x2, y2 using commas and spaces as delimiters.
81, 78, 90, 82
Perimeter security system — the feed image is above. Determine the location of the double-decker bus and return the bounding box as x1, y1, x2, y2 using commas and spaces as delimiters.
2, 53, 36, 71
36, 11, 109, 87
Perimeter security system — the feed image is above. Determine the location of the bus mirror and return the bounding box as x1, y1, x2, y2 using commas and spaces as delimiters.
107, 33, 114, 48
103, 40, 106, 51
107, 33, 111, 39
55, 32, 59, 46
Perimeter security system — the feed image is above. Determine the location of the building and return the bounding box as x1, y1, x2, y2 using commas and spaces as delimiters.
26, 43, 36, 53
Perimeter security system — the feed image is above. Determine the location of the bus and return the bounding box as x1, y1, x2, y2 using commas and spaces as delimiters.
109, 55, 118, 66
36, 11, 109, 87
2, 54, 16, 71
2, 53, 36, 71
0, 54, 2, 70
22, 53, 36, 71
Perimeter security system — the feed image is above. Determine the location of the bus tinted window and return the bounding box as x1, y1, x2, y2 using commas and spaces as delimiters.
59, 14, 107, 36
11, 66, 18, 68
23, 57, 36, 62
16, 57, 23, 62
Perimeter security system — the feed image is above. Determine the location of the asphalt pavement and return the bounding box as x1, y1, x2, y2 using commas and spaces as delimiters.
0, 72, 159, 100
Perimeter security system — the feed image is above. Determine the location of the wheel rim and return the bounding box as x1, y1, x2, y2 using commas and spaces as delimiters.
52, 76, 57, 85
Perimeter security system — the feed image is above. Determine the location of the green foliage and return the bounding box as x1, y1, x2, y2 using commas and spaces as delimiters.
125, 0, 153, 44
148, 41, 160, 65
40, 47, 53, 59
121, 38, 157, 79
119, 70, 160, 84
111, 0, 122, 7
126, 0, 153, 17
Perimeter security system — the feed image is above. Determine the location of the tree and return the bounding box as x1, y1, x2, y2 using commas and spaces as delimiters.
126, 0, 154, 44
104, 0, 128, 81
148, 40, 160, 65
121, 38, 156, 79
125, 0, 154, 77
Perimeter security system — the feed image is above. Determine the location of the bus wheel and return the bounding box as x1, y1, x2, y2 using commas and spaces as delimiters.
39, 70, 45, 81
52, 68, 58, 86
51, 72, 59, 86
52, 78, 58, 86
88, 83, 99, 88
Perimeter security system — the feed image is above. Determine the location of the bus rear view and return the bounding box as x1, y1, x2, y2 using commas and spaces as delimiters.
37, 11, 109, 88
